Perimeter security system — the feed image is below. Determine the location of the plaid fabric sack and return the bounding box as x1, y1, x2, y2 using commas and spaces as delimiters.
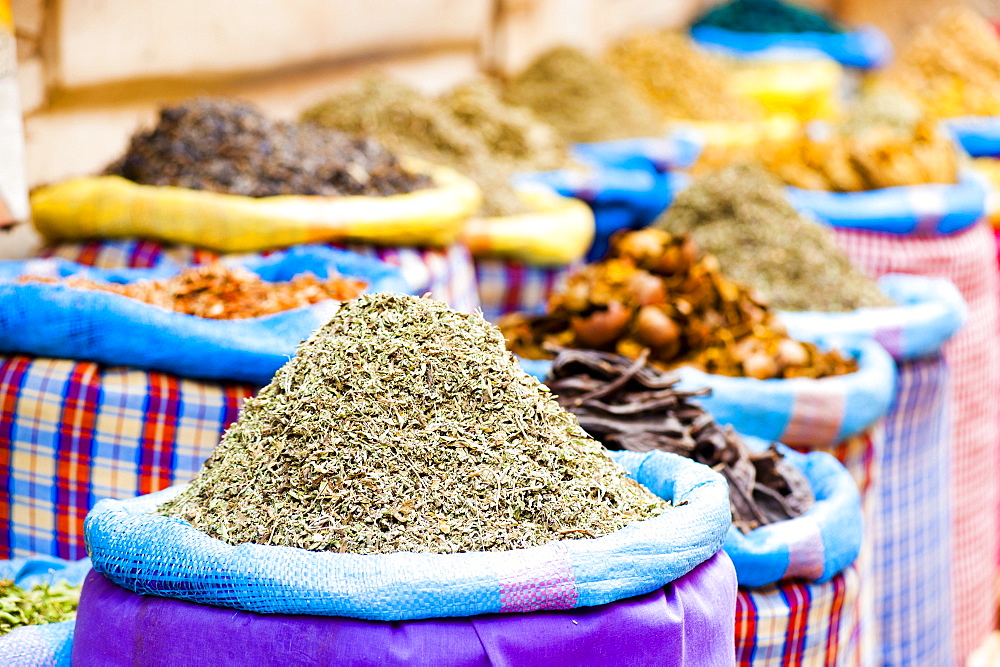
829, 221, 999, 661
781, 274, 966, 665
736, 565, 862, 667
474, 259, 578, 322
38, 238, 480, 314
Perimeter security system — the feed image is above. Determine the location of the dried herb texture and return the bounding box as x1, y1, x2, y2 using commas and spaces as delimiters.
606, 31, 760, 122
500, 228, 857, 379
503, 46, 665, 143
161, 293, 668, 554
107, 97, 429, 198
22, 263, 366, 319
0, 580, 81, 635
657, 164, 893, 312
546, 349, 815, 533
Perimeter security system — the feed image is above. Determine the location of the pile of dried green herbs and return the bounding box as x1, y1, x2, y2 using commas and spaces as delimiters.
302, 75, 568, 217
545, 349, 815, 533
656, 164, 893, 312
160, 293, 668, 555
107, 97, 429, 198
503, 46, 665, 143
0, 580, 81, 635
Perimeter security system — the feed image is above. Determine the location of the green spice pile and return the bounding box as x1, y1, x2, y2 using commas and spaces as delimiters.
546, 349, 815, 533
303, 75, 566, 216
656, 164, 893, 312
503, 46, 665, 143
693, 0, 844, 34
107, 97, 429, 198
160, 293, 668, 555
0, 580, 82, 635
606, 31, 760, 122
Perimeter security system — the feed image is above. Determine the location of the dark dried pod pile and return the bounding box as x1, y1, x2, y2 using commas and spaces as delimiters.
546, 348, 815, 533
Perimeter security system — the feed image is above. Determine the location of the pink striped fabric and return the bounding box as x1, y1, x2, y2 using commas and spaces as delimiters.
831, 221, 1000, 662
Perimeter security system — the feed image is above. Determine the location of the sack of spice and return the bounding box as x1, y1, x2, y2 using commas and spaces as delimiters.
777, 274, 965, 665
84, 295, 732, 632
689, 0, 892, 69
0, 245, 405, 384
30, 98, 482, 253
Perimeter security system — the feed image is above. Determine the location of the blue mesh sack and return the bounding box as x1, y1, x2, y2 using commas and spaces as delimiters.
83, 452, 730, 622
943, 116, 1000, 158
690, 24, 893, 69
784, 170, 987, 236
0, 245, 408, 384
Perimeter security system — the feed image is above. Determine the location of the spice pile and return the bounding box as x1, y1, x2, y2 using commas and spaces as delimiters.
546, 349, 815, 533
693, 0, 844, 34
606, 31, 760, 122
500, 228, 857, 379
22, 263, 367, 319
106, 97, 430, 198
0, 580, 81, 636
160, 293, 668, 554
657, 164, 893, 312
303, 75, 566, 216
503, 46, 665, 143
878, 7, 1000, 117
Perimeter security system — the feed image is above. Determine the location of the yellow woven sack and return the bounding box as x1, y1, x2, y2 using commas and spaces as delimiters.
729, 58, 842, 121
30, 163, 481, 253
668, 115, 799, 149
461, 188, 594, 267
972, 157, 1000, 228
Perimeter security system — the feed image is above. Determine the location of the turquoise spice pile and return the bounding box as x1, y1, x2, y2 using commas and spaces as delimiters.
160, 293, 667, 555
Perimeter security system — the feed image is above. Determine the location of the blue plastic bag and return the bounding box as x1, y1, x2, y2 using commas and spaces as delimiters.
718, 441, 862, 588
784, 170, 987, 236
690, 24, 893, 69
943, 116, 1000, 158
520, 335, 895, 447
83, 452, 730, 622
0, 245, 408, 384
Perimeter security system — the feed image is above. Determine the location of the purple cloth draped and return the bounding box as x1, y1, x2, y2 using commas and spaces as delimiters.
72, 551, 736, 666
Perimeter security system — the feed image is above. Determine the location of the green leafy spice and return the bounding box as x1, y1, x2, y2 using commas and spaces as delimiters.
161, 293, 668, 555
0, 580, 82, 635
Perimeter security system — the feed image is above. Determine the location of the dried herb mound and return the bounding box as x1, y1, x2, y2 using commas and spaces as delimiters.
22, 263, 367, 319
656, 164, 893, 312
693, 0, 844, 34
500, 228, 857, 379
160, 293, 668, 554
545, 349, 815, 534
303, 75, 534, 216
0, 580, 82, 636
504, 46, 665, 143
107, 97, 429, 198
606, 31, 760, 122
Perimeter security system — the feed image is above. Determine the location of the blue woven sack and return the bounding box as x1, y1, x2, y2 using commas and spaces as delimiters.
520, 336, 895, 448
779, 274, 967, 362
0, 556, 90, 667
83, 452, 729, 622
0, 245, 408, 384
943, 116, 1000, 158
784, 170, 987, 236
689, 24, 893, 69
517, 168, 690, 262
721, 440, 862, 588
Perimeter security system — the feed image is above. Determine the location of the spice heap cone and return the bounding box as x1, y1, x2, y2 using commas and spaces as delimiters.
161, 293, 667, 555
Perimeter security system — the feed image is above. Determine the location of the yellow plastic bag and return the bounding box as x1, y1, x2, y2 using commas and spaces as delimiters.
461, 188, 594, 266
30, 163, 481, 252
728, 58, 842, 122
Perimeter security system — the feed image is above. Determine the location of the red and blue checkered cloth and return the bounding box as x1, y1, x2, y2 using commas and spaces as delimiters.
473, 258, 578, 322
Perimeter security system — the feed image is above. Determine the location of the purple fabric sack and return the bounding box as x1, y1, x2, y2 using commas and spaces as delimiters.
72, 552, 736, 666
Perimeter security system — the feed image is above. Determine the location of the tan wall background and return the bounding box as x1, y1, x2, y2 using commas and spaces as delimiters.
3, 0, 998, 258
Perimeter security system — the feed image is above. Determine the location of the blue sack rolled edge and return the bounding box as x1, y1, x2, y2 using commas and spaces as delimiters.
0, 556, 90, 667
0, 245, 410, 385
779, 274, 967, 362
784, 169, 987, 236
720, 438, 862, 588
518, 335, 895, 447
943, 115, 1000, 158
690, 24, 893, 69
83, 451, 730, 621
